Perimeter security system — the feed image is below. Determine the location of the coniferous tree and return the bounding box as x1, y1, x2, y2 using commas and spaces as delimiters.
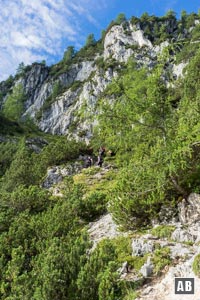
63, 46, 75, 63
115, 13, 126, 25
1, 138, 34, 191
16, 62, 25, 75
85, 33, 96, 47
3, 84, 26, 122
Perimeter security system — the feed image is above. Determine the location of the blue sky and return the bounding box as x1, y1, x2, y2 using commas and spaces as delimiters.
0, 0, 199, 81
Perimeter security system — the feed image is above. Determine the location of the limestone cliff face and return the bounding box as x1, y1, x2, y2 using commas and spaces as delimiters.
20, 64, 50, 113
23, 23, 157, 140
103, 23, 152, 62
21, 61, 95, 118
0, 19, 190, 141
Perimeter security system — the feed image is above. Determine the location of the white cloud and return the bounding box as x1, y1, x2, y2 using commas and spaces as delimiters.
0, 0, 107, 81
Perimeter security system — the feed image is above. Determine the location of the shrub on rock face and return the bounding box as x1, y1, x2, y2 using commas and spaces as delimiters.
151, 225, 175, 239
192, 254, 200, 277
152, 247, 171, 275
115, 13, 126, 25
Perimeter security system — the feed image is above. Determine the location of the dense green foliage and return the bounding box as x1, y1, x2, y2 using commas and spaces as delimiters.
95, 45, 200, 230
0, 137, 86, 191
130, 10, 200, 44
193, 254, 200, 277
151, 225, 175, 239
115, 13, 127, 25
152, 247, 171, 274
0, 142, 18, 176
85, 34, 96, 47
0, 132, 132, 298
0, 121, 137, 298
63, 46, 76, 64
3, 84, 26, 122
0, 76, 14, 104
0, 11, 200, 299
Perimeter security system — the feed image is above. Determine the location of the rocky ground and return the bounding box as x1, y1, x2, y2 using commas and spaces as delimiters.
91, 189, 200, 299
42, 162, 200, 299
88, 213, 126, 250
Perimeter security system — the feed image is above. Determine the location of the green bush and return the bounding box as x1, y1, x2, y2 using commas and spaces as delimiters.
76, 239, 121, 300
152, 247, 171, 274
151, 225, 175, 239
3, 84, 26, 122
0, 142, 18, 176
1, 138, 36, 191
98, 262, 125, 300
49, 62, 70, 78
123, 290, 139, 300
70, 80, 83, 92
70, 190, 107, 222
192, 254, 200, 277
126, 255, 147, 271
130, 16, 139, 25
95, 57, 105, 69
115, 13, 126, 25
112, 236, 132, 262
73, 42, 103, 63
8, 185, 50, 213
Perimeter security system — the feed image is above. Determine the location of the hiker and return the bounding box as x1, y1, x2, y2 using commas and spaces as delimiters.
97, 155, 103, 167
99, 146, 105, 157
97, 146, 105, 167
85, 156, 93, 168
107, 149, 115, 157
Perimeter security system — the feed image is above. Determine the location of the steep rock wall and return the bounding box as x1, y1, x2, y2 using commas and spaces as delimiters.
0, 19, 190, 141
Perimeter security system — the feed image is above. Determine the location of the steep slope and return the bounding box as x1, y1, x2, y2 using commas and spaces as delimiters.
37, 156, 200, 300
1, 14, 199, 142
1, 12, 200, 300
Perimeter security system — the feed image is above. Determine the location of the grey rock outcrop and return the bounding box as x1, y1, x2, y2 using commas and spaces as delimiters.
39, 87, 81, 135
136, 250, 200, 300
38, 65, 115, 141
173, 62, 187, 79
23, 61, 95, 120
19, 63, 50, 113
88, 213, 125, 250
42, 162, 84, 188
22, 63, 49, 96
104, 23, 152, 62
140, 257, 154, 277
132, 238, 155, 256
168, 242, 192, 259
118, 261, 129, 275
167, 193, 200, 245
188, 222, 200, 243
131, 222, 200, 299
158, 204, 178, 224
171, 226, 196, 243
178, 193, 200, 224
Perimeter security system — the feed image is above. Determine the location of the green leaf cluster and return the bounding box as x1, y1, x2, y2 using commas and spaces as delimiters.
95, 48, 200, 230
1, 11, 200, 300
193, 254, 200, 277
3, 84, 26, 122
